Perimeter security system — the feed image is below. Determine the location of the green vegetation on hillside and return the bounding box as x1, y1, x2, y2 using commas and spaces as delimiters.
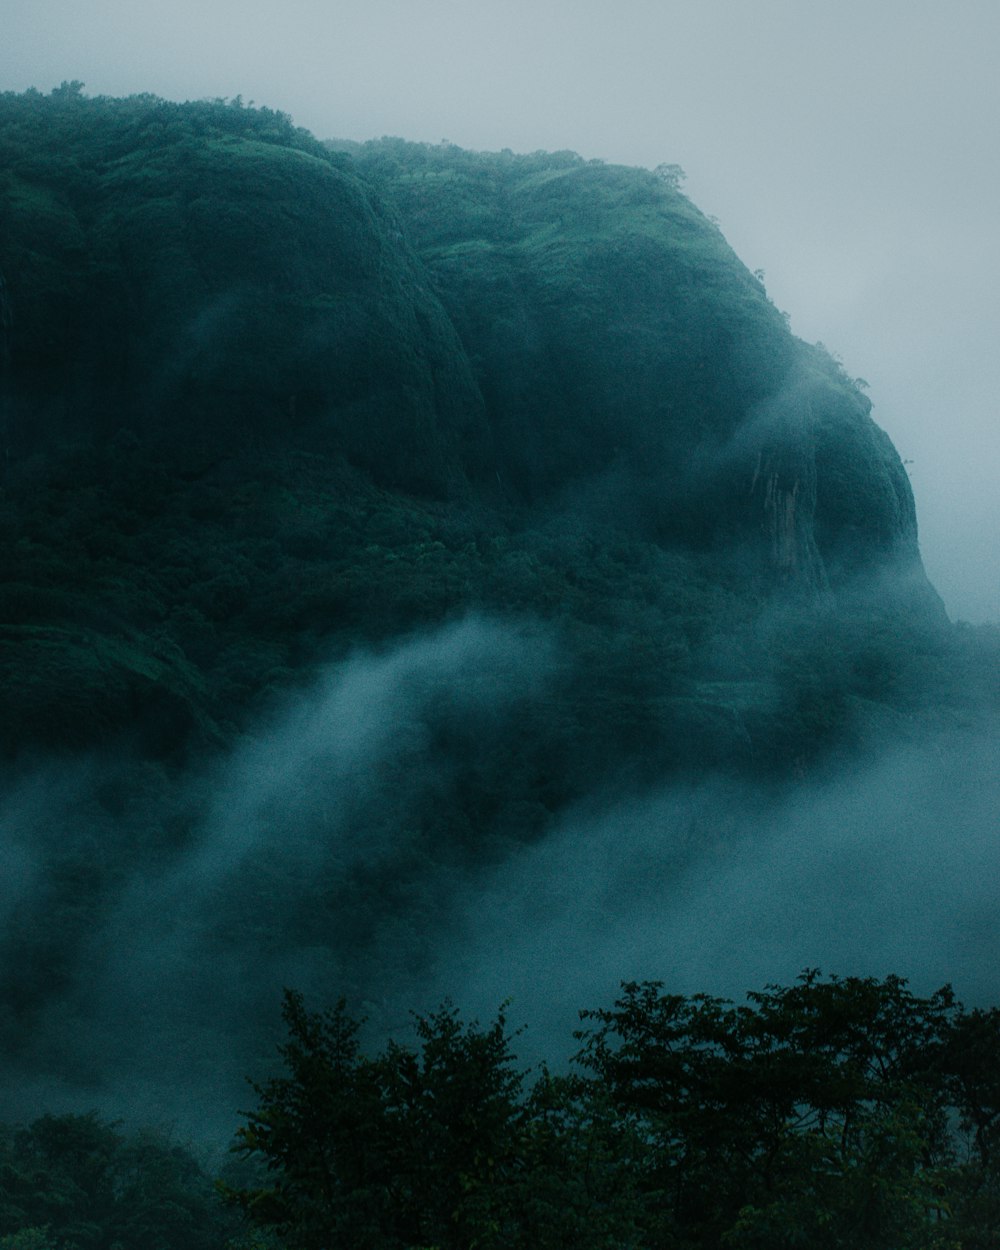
8, 971, 999, 1249
0, 85, 974, 775
0, 91, 998, 1241
0, 1114, 238, 1250
227, 973, 1000, 1248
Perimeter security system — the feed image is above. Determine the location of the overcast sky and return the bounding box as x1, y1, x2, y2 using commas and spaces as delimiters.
3, 0, 997, 620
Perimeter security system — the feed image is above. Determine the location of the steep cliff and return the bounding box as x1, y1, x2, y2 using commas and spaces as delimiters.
349, 140, 932, 598
0, 88, 950, 768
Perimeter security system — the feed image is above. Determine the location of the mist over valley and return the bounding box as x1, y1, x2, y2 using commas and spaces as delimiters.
0, 85, 998, 1248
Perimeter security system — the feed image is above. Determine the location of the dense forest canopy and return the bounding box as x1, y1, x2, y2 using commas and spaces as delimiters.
0, 85, 998, 1247
7, 973, 1000, 1248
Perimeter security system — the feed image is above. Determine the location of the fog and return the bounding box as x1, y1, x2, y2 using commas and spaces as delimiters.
1, 614, 996, 1138
426, 726, 1000, 1069
2, 0, 997, 621
1, 618, 560, 1133
1, 0, 999, 1150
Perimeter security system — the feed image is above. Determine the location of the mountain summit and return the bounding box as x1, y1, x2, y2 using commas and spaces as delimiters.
0, 87, 948, 768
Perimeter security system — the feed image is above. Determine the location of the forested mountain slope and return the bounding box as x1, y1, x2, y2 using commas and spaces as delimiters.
349, 136, 925, 586
1, 87, 997, 1133
0, 85, 960, 769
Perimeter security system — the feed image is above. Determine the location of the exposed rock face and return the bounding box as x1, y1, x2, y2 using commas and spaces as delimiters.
350, 144, 937, 609
751, 451, 822, 583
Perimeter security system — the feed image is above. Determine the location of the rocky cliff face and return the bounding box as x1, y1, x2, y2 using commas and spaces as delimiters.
351, 142, 936, 608
734, 353, 926, 597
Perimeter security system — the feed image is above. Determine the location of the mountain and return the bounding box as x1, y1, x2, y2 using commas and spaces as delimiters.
0, 86, 954, 766
1, 86, 997, 1126
346, 137, 925, 588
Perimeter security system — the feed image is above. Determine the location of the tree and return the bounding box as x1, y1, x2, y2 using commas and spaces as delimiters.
654, 162, 686, 190
230, 992, 391, 1249
232, 975, 1000, 1248
574, 971, 959, 1248
0, 1113, 235, 1250
231, 992, 528, 1250
231, 991, 650, 1249
509, 1070, 646, 1249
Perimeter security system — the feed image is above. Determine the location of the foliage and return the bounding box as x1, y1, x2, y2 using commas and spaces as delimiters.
226, 974, 1000, 1249
576, 972, 960, 1247
4, 977, 1000, 1246
1, 96, 998, 1249
229, 991, 644, 1249
0, 84, 982, 781
231, 992, 531, 1249
0, 1113, 238, 1250
0, 1232, 59, 1250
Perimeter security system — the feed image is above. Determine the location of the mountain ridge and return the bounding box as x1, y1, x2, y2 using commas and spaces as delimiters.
0, 87, 958, 770
1, 83, 998, 1147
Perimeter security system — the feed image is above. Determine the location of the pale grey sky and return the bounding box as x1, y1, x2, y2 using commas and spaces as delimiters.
3, 0, 997, 619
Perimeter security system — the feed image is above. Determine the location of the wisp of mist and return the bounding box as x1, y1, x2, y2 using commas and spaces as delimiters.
1, 613, 997, 1137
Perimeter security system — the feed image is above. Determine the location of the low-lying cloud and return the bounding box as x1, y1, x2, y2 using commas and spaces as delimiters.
1, 612, 996, 1139
415, 725, 1000, 1068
